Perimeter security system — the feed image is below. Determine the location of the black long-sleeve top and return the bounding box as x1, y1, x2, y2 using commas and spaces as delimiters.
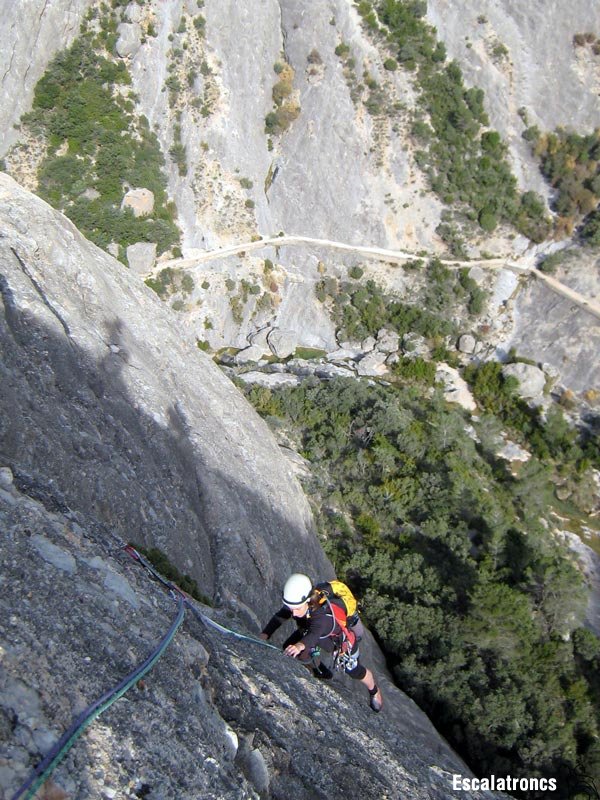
262, 604, 340, 652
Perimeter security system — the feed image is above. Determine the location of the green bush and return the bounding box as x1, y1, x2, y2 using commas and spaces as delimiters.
131, 543, 212, 604
478, 209, 497, 232
582, 209, 600, 246
335, 42, 351, 57
26, 38, 180, 256
181, 273, 195, 294
392, 356, 436, 385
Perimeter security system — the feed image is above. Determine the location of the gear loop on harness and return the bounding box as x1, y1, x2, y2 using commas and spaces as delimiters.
332, 643, 360, 673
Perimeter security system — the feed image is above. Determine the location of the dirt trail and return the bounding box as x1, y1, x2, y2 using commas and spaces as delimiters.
149, 234, 600, 320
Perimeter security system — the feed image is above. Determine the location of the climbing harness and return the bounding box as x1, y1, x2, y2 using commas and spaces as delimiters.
332, 640, 360, 673
316, 594, 359, 673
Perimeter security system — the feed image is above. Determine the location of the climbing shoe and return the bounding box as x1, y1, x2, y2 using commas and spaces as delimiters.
312, 664, 333, 680
369, 685, 383, 713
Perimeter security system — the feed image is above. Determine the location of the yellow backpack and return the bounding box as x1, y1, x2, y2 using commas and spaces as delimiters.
316, 579, 358, 618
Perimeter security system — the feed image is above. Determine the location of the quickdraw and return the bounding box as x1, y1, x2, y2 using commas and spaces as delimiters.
332, 641, 360, 673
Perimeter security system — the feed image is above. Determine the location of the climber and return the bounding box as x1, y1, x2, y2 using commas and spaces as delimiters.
259, 573, 383, 712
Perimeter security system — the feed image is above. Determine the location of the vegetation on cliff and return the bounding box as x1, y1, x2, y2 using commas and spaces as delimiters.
523, 125, 600, 243
245, 372, 600, 796
19, 12, 180, 259
352, 0, 553, 244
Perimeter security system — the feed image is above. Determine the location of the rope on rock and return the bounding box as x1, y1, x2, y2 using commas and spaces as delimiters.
123, 545, 281, 652
11, 544, 281, 800
11, 593, 185, 800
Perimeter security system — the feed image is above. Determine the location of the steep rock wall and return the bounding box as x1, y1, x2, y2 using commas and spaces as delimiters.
0, 172, 327, 623
128, 0, 443, 252
1, 469, 501, 800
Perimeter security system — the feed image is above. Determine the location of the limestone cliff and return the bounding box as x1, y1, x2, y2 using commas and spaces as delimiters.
3, 0, 600, 405
0, 174, 506, 798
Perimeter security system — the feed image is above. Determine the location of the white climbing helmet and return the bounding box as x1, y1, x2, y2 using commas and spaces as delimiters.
282, 573, 313, 607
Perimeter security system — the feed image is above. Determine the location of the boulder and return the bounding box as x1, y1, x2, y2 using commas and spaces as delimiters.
361, 335, 377, 352
457, 334, 477, 354
126, 242, 157, 274
502, 362, 546, 398
376, 328, 400, 353
115, 22, 142, 58
314, 363, 356, 379
495, 437, 531, 463
356, 351, 388, 377
267, 328, 297, 359
233, 345, 265, 364
80, 187, 100, 201
124, 3, 143, 23
541, 362, 561, 383
286, 359, 315, 377
235, 371, 301, 388
402, 332, 429, 357
435, 364, 477, 412
248, 326, 272, 351
326, 346, 362, 361
122, 187, 155, 218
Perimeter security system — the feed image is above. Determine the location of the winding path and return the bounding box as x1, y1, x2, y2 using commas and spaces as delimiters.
148, 234, 600, 320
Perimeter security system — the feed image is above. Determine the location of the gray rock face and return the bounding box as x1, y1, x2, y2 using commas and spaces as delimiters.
126, 242, 157, 274
0, 172, 325, 621
31, 534, 77, 574
0, 471, 497, 800
124, 0, 442, 253
498, 250, 600, 397
502, 362, 546, 398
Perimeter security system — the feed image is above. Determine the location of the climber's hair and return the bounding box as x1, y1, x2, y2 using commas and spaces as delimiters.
307, 588, 326, 611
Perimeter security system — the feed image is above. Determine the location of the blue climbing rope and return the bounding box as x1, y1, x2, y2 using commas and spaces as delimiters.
11, 594, 185, 800
11, 544, 283, 800
124, 545, 280, 652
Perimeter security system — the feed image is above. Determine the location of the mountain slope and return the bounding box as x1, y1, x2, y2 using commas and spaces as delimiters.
0, 173, 506, 799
